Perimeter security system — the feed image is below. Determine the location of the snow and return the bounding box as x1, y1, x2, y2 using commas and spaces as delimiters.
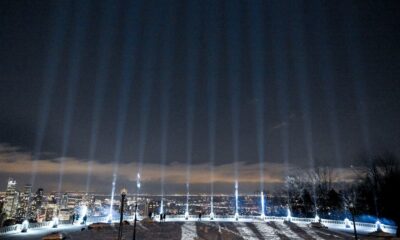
273, 221, 303, 239
253, 222, 282, 240
181, 222, 198, 240
235, 222, 258, 240
298, 225, 324, 240
0, 217, 396, 240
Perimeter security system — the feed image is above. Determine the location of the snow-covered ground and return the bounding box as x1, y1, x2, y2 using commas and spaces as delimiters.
181, 222, 198, 240
1, 218, 396, 240
236, 222, 259, 240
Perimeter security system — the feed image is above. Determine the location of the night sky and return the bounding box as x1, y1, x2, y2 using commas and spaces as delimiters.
0, 0, 399, 193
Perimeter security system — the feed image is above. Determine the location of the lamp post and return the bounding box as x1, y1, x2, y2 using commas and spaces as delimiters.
349, 203, 358, 240
118, 188, 127, 240
132, 203, 138, 240
132, 173, 140, 240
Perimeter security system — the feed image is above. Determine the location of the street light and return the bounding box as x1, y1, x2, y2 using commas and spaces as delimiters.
348, 202, 358, 240
132, 173, 140, 240
118, 188, 127, 240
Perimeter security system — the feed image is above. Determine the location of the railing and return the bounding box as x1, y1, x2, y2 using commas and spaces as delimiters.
0, 215, 397, 236
0, 224, 21, 234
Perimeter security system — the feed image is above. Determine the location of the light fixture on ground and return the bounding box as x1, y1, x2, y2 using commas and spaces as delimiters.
344, 218, 351, 228
286, 208, 292, 222
107, 213, 112, 223
210, 195, 214, 220
234, 181, 239, 221
160, 198, 164, 215
260, 191, 266, 220
21, 219, 29, 233
185, 182, 189, 220
185, 209, 189, 220
376, 220, 382, 232
79, 205, 88, 224
52, 216, 59, 228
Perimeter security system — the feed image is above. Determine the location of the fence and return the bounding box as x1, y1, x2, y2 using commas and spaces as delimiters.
0, 215, 397, 236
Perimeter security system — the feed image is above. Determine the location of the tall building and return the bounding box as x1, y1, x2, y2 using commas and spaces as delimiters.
60, 193, 69, 209
4, 178, 19, 219
16, 184, 32, 220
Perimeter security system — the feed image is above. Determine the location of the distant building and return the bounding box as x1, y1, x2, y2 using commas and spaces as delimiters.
32, 188, 46, 221
4, 178, 19, 219
60, 193, 69, 209
16, 184, 32, 220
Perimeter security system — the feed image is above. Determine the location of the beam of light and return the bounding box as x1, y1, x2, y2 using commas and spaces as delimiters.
340, 1, 376, 216
85, 0, 118, 193
57, 0, 91, 196
184, 0, 201, 217
261, 191, 265, 218
108, 0, 142, 216
136, 173, 141, 217
158, 1, 175, 215
288, 1, 317, 209
269, 1, 290, 205
235, 180, 239, 219
136, 1, 160, 184
79, 205, 88, 224
30, 1, 70, 188
205, 1, 220, 217
341, 2, 371, 155
248, 0, 267, 217
313, 2, 344, 170
226, 0, 242, 216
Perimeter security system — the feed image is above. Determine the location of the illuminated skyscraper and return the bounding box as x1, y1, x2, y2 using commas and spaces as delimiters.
4, 178, 19, 219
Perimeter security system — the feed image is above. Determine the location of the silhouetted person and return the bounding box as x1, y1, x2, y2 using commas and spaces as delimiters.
72, 213, 75, 224
160, 214, 163, 222
148, 211, 152, 219
198, 213, 202, 221
163, 213, 166, 222
82, 215, 87, 224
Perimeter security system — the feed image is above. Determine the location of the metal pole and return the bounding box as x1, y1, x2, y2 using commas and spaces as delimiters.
350, 207, 358, 240
118, 193, 126, 240
132, 203, 137, 240
133, 173, 140, 240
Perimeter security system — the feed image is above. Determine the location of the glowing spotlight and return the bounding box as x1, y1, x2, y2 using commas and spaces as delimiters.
234, 181, 239, 220
286, 208, 292, 222
79, 205, 88, 224
52, 216, 59, 228
314, 214, 320, 223
160, 199, 164, 215
260, 191, 266, 219
107, 213, 112, 223
344, 218, 351, 228
185, 210, 189, 220
21, 220, 29, 232
376, 220, 381, 231
210, 212, 214, 220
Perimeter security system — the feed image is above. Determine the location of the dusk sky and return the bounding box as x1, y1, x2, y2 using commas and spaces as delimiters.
0, 0, 399, 194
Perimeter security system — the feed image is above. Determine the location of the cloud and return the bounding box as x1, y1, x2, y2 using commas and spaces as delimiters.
0, 143, 357, 193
